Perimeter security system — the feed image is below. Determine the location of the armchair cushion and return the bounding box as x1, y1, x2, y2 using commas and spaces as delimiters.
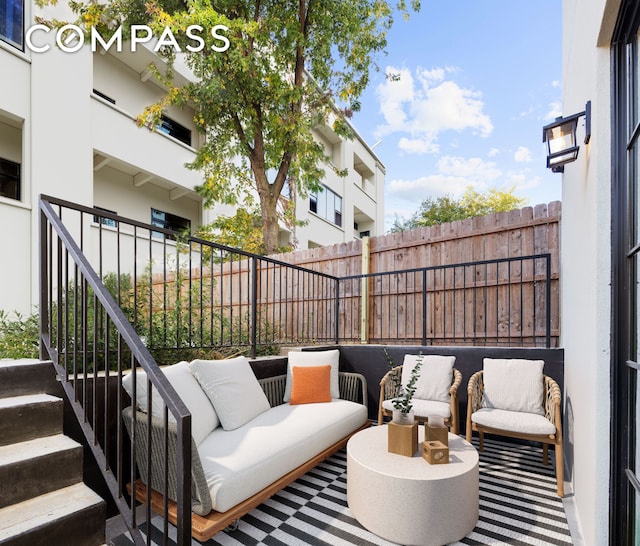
482, 358, 545, 415
382, 398, 450, 419
401, 354, 455, 403
122, 361, 219, 446
284, 349, 340, 402
471, 408, 556, 436
189, 356, 271, 431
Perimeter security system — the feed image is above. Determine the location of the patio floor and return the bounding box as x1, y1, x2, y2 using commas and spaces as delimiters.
110, 436, 574, 546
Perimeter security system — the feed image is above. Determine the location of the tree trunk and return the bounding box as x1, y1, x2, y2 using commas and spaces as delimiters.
260, 193, 280, 255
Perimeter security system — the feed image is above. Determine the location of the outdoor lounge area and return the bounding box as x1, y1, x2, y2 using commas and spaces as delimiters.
9, 196, 581, 545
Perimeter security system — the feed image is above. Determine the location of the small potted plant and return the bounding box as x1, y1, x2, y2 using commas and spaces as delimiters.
383, 347, 424, 425
391, 356, 423, 425
383, 349, 424, 456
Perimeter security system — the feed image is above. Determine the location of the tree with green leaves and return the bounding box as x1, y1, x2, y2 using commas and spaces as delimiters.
41, 0, 420, 254
390, 187, 528, 232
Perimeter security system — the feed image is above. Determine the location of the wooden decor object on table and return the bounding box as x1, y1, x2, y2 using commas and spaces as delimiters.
425, 416, 448, 446
387, 421, 418, 457
422, 440, 449, 464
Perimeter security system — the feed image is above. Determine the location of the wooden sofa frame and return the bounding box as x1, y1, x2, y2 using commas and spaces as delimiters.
377, 365, 462, 433
125, 371, 369, 542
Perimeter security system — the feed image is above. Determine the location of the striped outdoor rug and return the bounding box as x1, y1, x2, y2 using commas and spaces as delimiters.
112, 436, 573, 545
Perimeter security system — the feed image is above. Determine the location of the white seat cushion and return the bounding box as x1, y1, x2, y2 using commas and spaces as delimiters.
189, 356, 271, 431
122, 361, 219, 446
401, 354, 454, 403
471, 408, 556, 436
197, 400, 367, 512
382, 398, 450, 419
284, 350, 340, 402
482, 358, 545, 415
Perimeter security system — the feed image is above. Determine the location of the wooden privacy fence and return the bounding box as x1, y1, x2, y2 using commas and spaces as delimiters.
272, 201, 560, 347
146, 202, 560, 350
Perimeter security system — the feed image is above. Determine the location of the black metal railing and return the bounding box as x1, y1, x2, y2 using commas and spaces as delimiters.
39, 197, 193, 546
336, 255, 554, 347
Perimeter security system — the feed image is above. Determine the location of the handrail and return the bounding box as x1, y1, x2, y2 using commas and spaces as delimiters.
39, 196, 193, 545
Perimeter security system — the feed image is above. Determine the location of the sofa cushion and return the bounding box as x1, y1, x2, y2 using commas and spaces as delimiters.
290, 365, 332, 405
284, 349, 340, 402
189, 356, 271, 431
401, 354, 454, 403
482, 358, 545, 415
382, 398, 451, 419
471, 408, 556, 435
197, 399, 367, 512
122, 361, 219, 445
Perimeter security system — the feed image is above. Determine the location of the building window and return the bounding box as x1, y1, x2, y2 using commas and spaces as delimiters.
0, 158, 20, 201
309, 185, 342, 227
611, 5, 640, 543
93, 206, 118, 228
158, 115, 191, 146
0, 0, 23, 50
151, 208, 191, 240
93, 89, 116, 104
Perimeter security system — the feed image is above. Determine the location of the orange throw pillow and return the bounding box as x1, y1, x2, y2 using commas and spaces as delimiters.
289, 365, 332, 405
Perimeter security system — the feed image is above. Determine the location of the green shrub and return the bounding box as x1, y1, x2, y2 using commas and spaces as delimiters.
0, 310, 40, 359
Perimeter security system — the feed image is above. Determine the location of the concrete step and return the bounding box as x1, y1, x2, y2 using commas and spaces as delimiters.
0, 482, 106, 546
0, 434, 83, 509
0, 394, 63, 446
0, 360, 56, 398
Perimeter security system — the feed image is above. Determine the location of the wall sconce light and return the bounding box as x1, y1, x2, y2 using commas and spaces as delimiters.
542, 101, 591, 173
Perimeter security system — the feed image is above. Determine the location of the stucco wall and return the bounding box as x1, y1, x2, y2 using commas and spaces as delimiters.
560, 0, 613, 544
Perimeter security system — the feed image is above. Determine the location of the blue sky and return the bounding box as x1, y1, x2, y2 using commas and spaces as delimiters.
350, 0, 563, 229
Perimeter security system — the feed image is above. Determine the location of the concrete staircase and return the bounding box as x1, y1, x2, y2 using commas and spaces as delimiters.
0, 360, 106, 546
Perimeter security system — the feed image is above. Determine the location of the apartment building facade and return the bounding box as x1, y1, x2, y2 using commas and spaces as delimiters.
0, 10, 385, 317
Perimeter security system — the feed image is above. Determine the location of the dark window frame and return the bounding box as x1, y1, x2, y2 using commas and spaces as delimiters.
93, 206, 118, 228
611, 3, 640, 544
158, 115, 191, 147
0, 0, 24, 51
309, 185, 343, 228
151, 208, 191, 241
0, 157, 20, 201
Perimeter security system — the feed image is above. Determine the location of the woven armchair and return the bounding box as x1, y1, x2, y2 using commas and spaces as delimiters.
466, 370, 564, 497
378, 365, 462, 433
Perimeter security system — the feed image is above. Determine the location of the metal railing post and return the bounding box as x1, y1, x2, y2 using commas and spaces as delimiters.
546, 254, 552, 348
251, 256, 258, 358
335, 279, 340, 344
38, 206, 49, 360
422, 269, 427, 346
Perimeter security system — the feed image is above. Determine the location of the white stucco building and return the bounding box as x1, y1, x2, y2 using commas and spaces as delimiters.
0, 14, 385, 317
558, 0, 638, 544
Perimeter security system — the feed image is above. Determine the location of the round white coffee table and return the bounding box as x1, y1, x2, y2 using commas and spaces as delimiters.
347, 425, 478, 546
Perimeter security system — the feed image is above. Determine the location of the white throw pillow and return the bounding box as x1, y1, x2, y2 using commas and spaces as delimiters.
121, 361, 219, 445
283, 350, 340, 403
401, 354, 454, 403
482, 358, 545, 415
189, 356, 271, 431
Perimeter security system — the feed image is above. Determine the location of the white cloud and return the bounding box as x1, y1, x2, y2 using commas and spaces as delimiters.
551, 80, 561, 88
437, 156, 501, 181
514, 146, 532, 163
375, 66, 493, 154
387, 175, 480, 200
488, 148, 500, 157
546, 101, 562, 121
398, 137, 439, 155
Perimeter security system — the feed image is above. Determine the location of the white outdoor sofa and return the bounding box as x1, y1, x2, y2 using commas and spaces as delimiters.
122, 351, 369, 542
